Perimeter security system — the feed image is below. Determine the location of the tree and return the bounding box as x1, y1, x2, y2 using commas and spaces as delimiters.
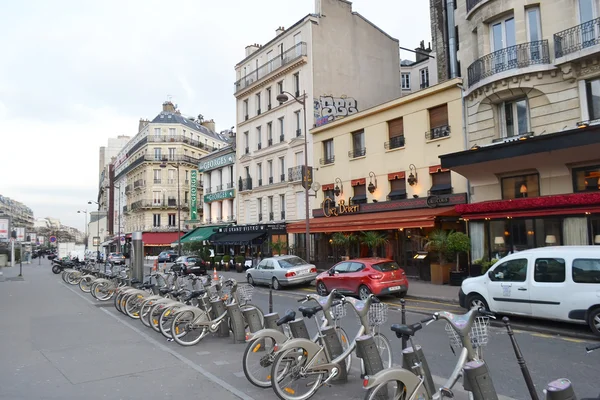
331, 232, 357, 258
425, 229, 453, 265
360, 231, 389, 257
182, 240, 204, 255
269, 241, 287, 256
447, 232, 471, 272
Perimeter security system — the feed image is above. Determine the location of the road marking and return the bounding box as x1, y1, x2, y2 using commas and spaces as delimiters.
561, 337, 585, 343
532, 333, 554, 339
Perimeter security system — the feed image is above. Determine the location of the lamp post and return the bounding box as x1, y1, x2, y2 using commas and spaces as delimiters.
112, 184, 122, 253
88, 200, 100, 261
276, 90, 310, 262
77, 210, 88, 249
160, 158, 182, 257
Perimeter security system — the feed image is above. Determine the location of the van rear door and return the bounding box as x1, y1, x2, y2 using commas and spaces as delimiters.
529, 257, 566, 320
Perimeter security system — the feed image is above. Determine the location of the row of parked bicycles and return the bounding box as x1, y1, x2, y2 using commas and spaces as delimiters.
56, 262, 599, 400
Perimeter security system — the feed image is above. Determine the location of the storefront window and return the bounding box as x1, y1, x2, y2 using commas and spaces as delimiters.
572, 164, 600, 192
511, 219, 536, 252
534, 218, 562, 247
591, 216, 600, 245
501, 173, 539, 199
489, 220, 509, 259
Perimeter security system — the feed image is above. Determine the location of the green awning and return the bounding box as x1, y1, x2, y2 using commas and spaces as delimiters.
175, 225, 227, 245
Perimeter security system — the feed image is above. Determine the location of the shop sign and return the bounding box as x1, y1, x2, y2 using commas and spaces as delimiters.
190, 170, 198, 220
426, 195, 450, 208
198, 153, 235, 172
219, 223, 286, 233
204, 189, 235, 203
323, 198, 360, 217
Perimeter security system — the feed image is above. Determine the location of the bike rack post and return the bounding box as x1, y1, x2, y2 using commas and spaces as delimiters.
268, 283, 273, 314
545, 379, 576, 400
463, 360, 499, 400
226, 303, 246, 343
400, 299, 407, 350
503, 317, 540, 400
242, 307, 264, 332
321, 326, 347, 383
209, 299, 229, 338
288, 318, 310, 339
263, 312, 282, 332
402, 345, 436, 397
356, 335, 384, 380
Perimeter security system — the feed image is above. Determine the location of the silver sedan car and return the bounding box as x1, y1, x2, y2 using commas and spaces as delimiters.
246, 255, 318, 290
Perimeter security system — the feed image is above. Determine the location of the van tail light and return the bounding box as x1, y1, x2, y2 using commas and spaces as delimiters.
310, 267, 317, 273
285, 271, 296, 278
369, 274, 383, 280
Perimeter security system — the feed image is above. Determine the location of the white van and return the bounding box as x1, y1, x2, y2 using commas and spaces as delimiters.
459, 246, 600, 336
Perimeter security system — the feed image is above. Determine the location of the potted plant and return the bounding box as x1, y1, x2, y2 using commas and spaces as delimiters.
223, 254, 231, 271
447, 232, 471, 286
425, 229, 454, 285
482, 258, 499, 274
360, 231, 389, 257
270, 241, 287, 256
470, 258, 484, 277
214, 255, 222, 271
235, 255, 245, 272
330, 232, 357, 260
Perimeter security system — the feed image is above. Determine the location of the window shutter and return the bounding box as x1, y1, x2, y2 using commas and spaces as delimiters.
429, 104, 448, 128
390, 179, 406, 192
388, 117, 404, 138
354, 184, 366, 196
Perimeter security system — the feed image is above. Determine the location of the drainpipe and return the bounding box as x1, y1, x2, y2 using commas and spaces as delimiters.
458, 82, 472, 269
446, 0, 458, 79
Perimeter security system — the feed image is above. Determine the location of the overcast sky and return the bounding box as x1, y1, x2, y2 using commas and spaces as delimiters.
0, 0, 431, 231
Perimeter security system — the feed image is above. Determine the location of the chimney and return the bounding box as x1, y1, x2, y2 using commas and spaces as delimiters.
245, 43, 261, 57
275, 26, 285, 36
201, 119, 216, 133
138, 118, 149, 132
162, 101, 176, 113
415, 40, 432, 63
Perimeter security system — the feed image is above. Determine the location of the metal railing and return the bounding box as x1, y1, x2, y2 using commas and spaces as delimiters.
268, 138, 273, 146
385, 136, 405, 150
153, 179, 161, 184
122, 205, 127, 213
269, 212, 274, 221
426, 125, 451, 140
234, 42, 307, 93
125, 184, 132, 193
467, 0, 484, 13
348, 148, 366, 158
320, 156, 335, 165
280, 173, 285, 182
115, 154, 201, 182
134, 179, 145, 189
245, 147, 249, 155
555, 17, 600, 58
296, 129, 302, 137
281, 211, 285, 220
258, 178, 263, 186
258, 213, 263, 221
420, 81, 430, 89
239, 177, 253, 191
280, 134, 285, 142
131, 200, 144, 211
226, 182, 234, 189
288, 166, 303, 182
268, 176, 273, 184
467, 40, 550, 87
147, 134, 217, 152
257, 142, 262, 150
216, 184, 223, 191
205, 187, 212, 194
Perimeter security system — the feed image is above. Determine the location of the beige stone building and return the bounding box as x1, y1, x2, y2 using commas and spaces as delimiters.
287, 79, 468, 275
400, 41, 438, 94
233, 0, 401, 258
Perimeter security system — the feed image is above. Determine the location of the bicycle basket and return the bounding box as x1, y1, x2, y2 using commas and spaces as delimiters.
237, 284, 254, 302
330, 303, 347, 320
445, 316, 490, 351
368, 303, 388, 326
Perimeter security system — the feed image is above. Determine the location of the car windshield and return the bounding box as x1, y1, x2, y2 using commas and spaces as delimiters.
278, 257, 307, 268
372, 261, 400, 272
187, 257, 197, 263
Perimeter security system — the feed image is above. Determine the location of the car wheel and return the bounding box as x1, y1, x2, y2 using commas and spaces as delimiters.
588, 307, 600, 336
272, 278, 281, 291
467, 293, 489, 311
247, 274, 255, 286
316, 281, 328, 296
358, 285, 371, 300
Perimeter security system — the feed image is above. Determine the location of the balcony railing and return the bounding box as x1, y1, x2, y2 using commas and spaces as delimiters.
269, 212, 274, 221
555, 17, 600, 58
257, 142, 262, 150
296, 129, 302, 137
288, 166, 303, 182
280, 134, 285, 142
384, 136, 405, 150
205, 187, 212, 194
147, 135, 217, 152
348, 148, 366, 158
320, 156, 335, 165
426, 125, 451, 141
153, 179, 161, 184
466, 0, 484, 13
420, 81, 430, 89
281, 211, 285, 220
131, 200, 144, 211
268, 176, 273, 184
234, 42, 308, 93
280, 173, 285, 182
226, 182, 234, 189
239, 177, 253, 191
122, 205, 127, 213
268, 138, 273, 146
134, 179, 145, 189
258, 213, 263, 221
467, 40, 550, 87
258, 178, 263, 186
245, 147, 249, 155
125, 184, 132, 193
216, 184, 223, 191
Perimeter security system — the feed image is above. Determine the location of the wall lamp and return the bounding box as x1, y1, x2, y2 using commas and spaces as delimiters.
407, 164, 418, 186
577, 121, 589, 129
334, 177, 343, 197
368, 171, 377, 194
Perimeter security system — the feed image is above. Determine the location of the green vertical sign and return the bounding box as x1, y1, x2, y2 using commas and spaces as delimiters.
190, 170, 198, 220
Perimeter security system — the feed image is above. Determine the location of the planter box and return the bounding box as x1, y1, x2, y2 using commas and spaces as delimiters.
450, 270, 468, 286
469, 264, 482, 277
430, 263, 453, 285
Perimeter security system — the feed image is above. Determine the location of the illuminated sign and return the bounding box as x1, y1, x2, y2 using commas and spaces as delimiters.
322, 198, 360, 218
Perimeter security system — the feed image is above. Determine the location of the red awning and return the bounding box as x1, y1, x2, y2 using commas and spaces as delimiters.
286, 206, 458, 233
457, 192, 600, 220
142, 232, 183, 246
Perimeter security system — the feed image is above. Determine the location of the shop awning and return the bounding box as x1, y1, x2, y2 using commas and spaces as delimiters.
210, 231, 267, 245
142, 232, 183, 247
171, 225, 226, 246
286, 206, 458, 233
100, 240, 113, 247
457, 192, 600, 220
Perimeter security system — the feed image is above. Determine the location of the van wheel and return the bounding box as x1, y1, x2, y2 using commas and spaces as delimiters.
467, 294, 489, 311
588, 307, 600, 336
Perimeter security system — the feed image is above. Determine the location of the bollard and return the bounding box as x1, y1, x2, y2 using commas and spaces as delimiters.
263, 312, 282, 332
400, 299, 407, 350
321, 326, 347, 383
545, 379, 577, 400
209, 299, 229, 338
268, 283, 273, 314
288, 318, 310, 339
403, 345, 435, 397
226, 303, 246, 343
463, 360, 498, 400
356, 335, 385, 381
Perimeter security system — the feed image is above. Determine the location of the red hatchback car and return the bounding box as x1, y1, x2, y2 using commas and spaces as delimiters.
316, 258, 409, 300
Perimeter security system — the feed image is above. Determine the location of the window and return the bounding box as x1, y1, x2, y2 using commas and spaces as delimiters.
256, 92, 261, 114
333, 262, 350, 273
153, 169, 161, 184
586, 78, 600, 120
526, 7, 542, 61
267, 87, 272, 109
500, 99, 529, 138
277, 81, 284, 103
153, 214, 161, 227
279, 117, 285, 141
401, 72, 411, 90
501, 173, 539, 199
168, 169, 176, 184
268, 196, 274, 220
280, 194, 285, 219
430, 171, 452, 195
323, 188, 336, 206
267, 160, 273, 183
534, 258, 566, 283
294, 33, 302, 57
152, 191, 161, 205
168, 213, 176, 226
256, 126, 262, 149
184, 191, 188, 203
257, 163, 262, 185
257, 198, 263, 221
267, 51, 273, 73
419, 68, 429, 88
347, 262, 365, 272
243, 131, 249, 152
322, 139, 334, 164
352, 183, 367, 205
293, 73, 300, 96
154, 128, 161, 138
491, 16, 516, 68
489, 259, 528, 282
279, 157, 286, 182
573, 164, 600, 192
579, 0, 597, 25
573, 258, 600, 283
387, 117, 405, 149
243, 99, 249, 119
388, 178, 407, 200
169, 128, 176, 138
295, 111, 302, 136
185, 170, 189, 183
267, 122, 273, 145
428, 104, 449, 140
154, 148, 162, 160
168, 148, 175, 160
351, 130, 365, 157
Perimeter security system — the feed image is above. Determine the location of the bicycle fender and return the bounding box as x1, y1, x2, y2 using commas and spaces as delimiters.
172, 305, 204, 319
277, 338, 321, 360
363, 367, 424, 396
246, 328, 288, 344
80, 274, 96, 280
93, 278, 111, 285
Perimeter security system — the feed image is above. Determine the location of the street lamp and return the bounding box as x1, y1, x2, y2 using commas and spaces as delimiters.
77, 210, 88, 249
88, 200, 100, 261
276, 90, 311, 262
111, 184, 122, 253
160, 157, 182, 257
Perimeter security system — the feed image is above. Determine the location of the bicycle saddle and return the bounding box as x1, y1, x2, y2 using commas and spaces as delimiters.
299, 305, 323, 319
159, 287, 172, 295
130, 279, 141, 284
277, 310, 296, 326
391, 323, 423, 338
183, 290, 206, 301
140, 283, 155, 289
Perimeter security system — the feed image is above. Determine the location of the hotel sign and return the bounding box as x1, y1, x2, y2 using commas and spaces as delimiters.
426, 195, 450, 208
322, 198, 360, 218
198, 152, 235, 173
204, 189, 235, 203
190, 170, 198, 220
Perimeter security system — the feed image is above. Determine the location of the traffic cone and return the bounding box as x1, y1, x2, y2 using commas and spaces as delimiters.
152, 259, 158, 272
163, 261, 167, 272
213, 267, 218, 281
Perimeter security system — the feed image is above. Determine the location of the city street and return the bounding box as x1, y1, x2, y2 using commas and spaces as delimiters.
1, 260, 599, 400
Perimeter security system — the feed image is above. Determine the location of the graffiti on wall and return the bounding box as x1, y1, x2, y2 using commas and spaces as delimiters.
313, 95, 358, 127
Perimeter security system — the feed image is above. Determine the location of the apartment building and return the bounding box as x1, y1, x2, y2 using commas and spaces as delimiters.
97, 136, 131, 212
433, 0, 600, 262
199, 144, 237, 225
234, 0, 401, 255
111, 101, 229, 254
0, 195, 34, 236
400, 41, 438, 94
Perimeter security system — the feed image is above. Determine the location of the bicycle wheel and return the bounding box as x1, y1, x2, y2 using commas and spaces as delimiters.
140, 298, 158, 328
364, 380, 407, 400
373, 333, 393, 369
336, 326, 352, 373
94, 282, 114, 301
114, 291, 126, 312
149, 303, 170, 332
171, 309, 210, 346
159, 304, 184, 339
271, 345, 325, 400
125, 293, 147, 319
242, 336, 279, 388
78, 276, 94, 293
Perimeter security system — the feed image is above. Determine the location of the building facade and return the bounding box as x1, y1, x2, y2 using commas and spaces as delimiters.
400, 41, 439, 94
0, 195, 34, 232
199, 144, 237, 225
234, 0, 401, 255
435, 0, 600, 263
287, 79, 468, 275
97, 135, 131, 213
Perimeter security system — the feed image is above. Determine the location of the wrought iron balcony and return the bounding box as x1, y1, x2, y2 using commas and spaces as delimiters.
131, 200, 144, 211
153, 179, 161, 184
258, 213, 263, 221
226, 182, 234, 189
280, 134, 285, 142
467, 40, 550, 87
125, 184, 132, 193
269, 212, 274, 221
134, 179, 145, 189
281, 211, 285, 220
426, 125, 451, 141
384, 136, 405, 150
288, 166, 303, 182
296, 129, 302, 137
466, 0, 484, 13
280, 173, 285, 182
348, 148, 366, 158
555, 17, 600, 58
320, 156, 335, 165
257, 142, 262, 150
268, 138, 273, 146
234, 42, 308, 93
239, 177, 253, 191
257, 109, 261, 115
216, 184, 223, 191
268, 176, 273, 184
258, 178, 263, 186
205, 187, 212, 194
